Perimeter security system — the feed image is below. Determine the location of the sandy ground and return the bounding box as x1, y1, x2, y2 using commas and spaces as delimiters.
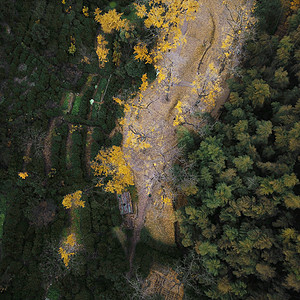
122, 0, 254, 276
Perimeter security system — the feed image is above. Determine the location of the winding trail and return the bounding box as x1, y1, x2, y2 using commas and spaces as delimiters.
124, 0, 254, 277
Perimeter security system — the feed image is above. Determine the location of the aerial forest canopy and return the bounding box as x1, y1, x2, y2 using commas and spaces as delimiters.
0, 0, 299, 300
174, 1, 300, 298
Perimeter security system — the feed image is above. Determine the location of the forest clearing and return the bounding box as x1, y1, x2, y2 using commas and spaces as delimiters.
0, 0, 300, 299
122, 0, 255, 277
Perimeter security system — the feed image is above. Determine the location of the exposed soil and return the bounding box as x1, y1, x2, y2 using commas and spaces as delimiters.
124, 0, 254, 277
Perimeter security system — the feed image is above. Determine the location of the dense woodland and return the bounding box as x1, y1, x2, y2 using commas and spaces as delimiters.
0, 0, 299, 299
175, 1, 300, 298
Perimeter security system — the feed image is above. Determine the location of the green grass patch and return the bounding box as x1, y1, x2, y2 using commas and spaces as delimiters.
71, 95, 82, 116
93, 78, 107, 103
94, 90, 102, 102
66, 153, 71, 165
61, 92, 72, 112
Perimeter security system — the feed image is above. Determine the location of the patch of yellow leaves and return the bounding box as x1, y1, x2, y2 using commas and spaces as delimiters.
113, 97, 123, 105
82, 6, 89, 17
62, 190, 84, 209
291, 0, 300, 11
59, 247, 74, 267
124, 130, 151, 151
173, 101, 184, 126
133, 3, 147, 18
133, 0, 199, 68
133, 43, 153, 64
65, 233, 76, 247
94, 8, 102, 23
81, 56, 91, 64
139, 73, 148, 92
18, 172, 28, 179
96, 34, 109, 68
94, 8, 128, 34
91, 146, 134, 194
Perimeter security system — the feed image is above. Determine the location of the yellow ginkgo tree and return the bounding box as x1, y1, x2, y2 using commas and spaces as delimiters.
133, 0, 200, 65
94, 8, 129, 33
91, 145, 134, 194
96, 34, 109, 68
62, 190, 85, 209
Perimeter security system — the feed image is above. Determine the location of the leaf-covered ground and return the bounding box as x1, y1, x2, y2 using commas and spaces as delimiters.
124, 0, 255, 274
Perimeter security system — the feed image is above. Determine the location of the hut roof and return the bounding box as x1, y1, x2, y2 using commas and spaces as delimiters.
117, 191, 133, 215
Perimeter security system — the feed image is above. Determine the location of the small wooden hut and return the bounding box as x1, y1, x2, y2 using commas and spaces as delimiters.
117, 191, 133, 215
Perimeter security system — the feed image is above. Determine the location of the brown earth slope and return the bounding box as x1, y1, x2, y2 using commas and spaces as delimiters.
122, 0, 254, 276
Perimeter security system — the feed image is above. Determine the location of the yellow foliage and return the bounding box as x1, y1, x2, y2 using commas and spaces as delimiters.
65, 233, 76, 247
81, 56, 91, 64
124, 130, 151, 151
91, 146, 134, 194
156, 66, 167, 83
95, 9, 127, 34
173, 101, 184, 126
133, 43, 153, 64
82, 6, 89, 17
62, 0, 66, 4
281, 228, 297, 242
96, 34, 109, 68
62, 190, 84, 209
113, 97, 123, 105
94, 8, 102, 23
291, 0, 300, 11
192, 63, 222, 108
68, 43, 76, 55
144, 5, 165, 28
18, 172, 28, 179
65, 6, 71, 13
132, 0, 199, 66
69, 124, 82, 134
139, 73, 148, 92
162, 195, 172, 206
59, 247, 75, 267
134, 3, 147, 18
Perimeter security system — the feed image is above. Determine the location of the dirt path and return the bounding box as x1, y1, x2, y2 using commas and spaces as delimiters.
85, 78, 101, 176
124, 0, 254, 277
